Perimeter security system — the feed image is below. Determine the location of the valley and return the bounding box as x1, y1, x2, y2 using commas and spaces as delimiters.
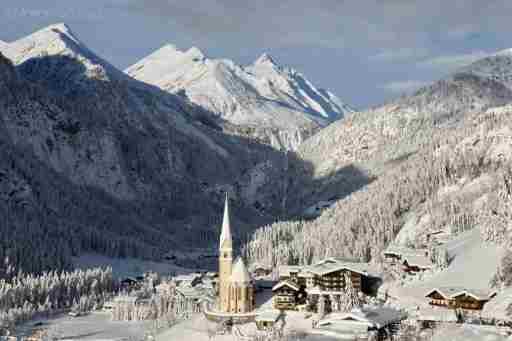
1, 16, 512, 341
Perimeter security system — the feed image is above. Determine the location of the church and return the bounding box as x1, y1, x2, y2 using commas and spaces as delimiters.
218, 195, 255, 313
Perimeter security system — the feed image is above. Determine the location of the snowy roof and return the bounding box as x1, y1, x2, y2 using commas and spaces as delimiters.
305, 258, 369, 276
425, 287, 497, 301
403, 254, 433, 269
272, 280, 300, 292
383, 245, 428, 257
174, 273, 201, 282
255, 310, 282, 323
279, 265, 304, 277
176, 286, 207, 299
482, 287, 512, 321
230, 258, 252, 283
417, 307, 458, 322
319, 307, 404, 329
219, 194, 232, 250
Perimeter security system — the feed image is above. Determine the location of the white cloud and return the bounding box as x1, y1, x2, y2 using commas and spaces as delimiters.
369, 48, 430, 63
381, 80, 431, 94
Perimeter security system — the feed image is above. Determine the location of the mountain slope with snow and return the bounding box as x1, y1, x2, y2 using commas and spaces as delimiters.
244, 49, 512, 269
461, 48, 512, 90
0, 24, 292, 272
126, 45, 354, 150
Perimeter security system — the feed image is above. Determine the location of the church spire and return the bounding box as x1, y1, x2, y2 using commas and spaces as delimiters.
219, 193, 232, 250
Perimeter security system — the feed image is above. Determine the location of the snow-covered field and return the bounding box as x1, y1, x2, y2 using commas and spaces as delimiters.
386, 229, 504, 309
16, 312, 151, 341
432, 324, 509, 341
73, 253, 192, 279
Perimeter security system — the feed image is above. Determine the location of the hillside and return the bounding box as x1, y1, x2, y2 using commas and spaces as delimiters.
283, 71, 512, 215
0, 24, 292, 273
126, 45, 354, 150
244, 50, 512, 268
245, 103, 512, 271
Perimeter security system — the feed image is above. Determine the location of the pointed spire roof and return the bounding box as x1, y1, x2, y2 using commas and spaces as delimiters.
230, 258, 252, 283
219, 193, 232, 250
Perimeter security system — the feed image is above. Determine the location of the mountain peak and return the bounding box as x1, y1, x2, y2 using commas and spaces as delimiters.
254, 53, 278, 67
186, 46, 206, 61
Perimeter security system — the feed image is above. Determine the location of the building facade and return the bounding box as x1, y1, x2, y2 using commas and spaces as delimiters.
273, 258, 369, 312
218, 195, 255, 313
425, 287, 496, 311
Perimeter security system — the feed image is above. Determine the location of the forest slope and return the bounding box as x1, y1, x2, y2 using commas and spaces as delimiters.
0, 24, 291, 273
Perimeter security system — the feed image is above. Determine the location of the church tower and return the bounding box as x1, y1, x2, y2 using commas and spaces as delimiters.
218, 194, 233, 312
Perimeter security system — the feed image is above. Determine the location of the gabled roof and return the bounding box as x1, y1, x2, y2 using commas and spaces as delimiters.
383, 245, 429, 258
278, 265, 303, 277
425, 287, 497, 301
319, 307, 404, 329
403, 254, 433, 269
256, 310, 282, 322
272, 280, 300, 292
305, 258, 369, 276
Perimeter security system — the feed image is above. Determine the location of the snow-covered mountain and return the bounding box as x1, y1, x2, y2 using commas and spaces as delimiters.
242, 48, 512, 264
126, 45, 354, 150
0, 24, 292, 272
461, 48, 512, 90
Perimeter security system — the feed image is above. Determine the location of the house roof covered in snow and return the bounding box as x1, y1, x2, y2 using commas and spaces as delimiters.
278, 265, 304, 277
417, 306, 458, 322
383, 245, 429, 258
319, 307, 404, 329
425, 287, 497, 301
304, 257, 369, 276
272, 280, 300, 292
403, 254, 433, 269
256, 309, 282, 322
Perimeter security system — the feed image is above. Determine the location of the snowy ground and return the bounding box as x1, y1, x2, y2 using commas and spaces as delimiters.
156, 312, 339, 341
16, 312, 151, 341
73, 253, 193, 279
432, 324, 509, 341
385, 229, 504, 309
17, 288, 337, 341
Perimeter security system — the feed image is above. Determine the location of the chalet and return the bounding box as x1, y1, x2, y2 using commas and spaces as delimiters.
255, 310, 282, 330
382, 245, 431, 268
316, 307, 404, 340
274, 258, 371, 312
425, 287, 497, 310
402, 254, 433, 273
272, 281, 305, 310
278, 266, 305, 286
303, 258, 367, 292
416, 306, 459, 328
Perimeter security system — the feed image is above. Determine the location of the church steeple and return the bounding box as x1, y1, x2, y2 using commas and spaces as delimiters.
219, 193, 232, 251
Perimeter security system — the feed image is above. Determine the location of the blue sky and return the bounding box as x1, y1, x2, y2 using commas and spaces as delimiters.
1, 0, 511, 108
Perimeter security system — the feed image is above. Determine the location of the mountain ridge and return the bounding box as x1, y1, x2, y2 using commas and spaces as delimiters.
126, 44, 354, 150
